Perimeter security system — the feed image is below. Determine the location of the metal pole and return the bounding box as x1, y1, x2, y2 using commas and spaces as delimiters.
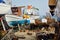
18, 24, 20, 30
1, 18, 6, 31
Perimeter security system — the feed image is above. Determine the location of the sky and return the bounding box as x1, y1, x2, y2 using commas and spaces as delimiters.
11, 0, 49, 18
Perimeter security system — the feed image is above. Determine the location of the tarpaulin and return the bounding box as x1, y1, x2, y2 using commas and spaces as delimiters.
0, 0, 5, 3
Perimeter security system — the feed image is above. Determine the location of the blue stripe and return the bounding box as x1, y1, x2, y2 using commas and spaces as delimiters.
8, 20, 30, 26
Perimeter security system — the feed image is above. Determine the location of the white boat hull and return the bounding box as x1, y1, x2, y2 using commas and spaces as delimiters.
5, 15, 30, 26
5, 15, 39, 27
5, 15, 23, 22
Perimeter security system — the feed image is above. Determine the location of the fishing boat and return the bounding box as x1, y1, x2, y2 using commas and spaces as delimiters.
5, 5, 40, 27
